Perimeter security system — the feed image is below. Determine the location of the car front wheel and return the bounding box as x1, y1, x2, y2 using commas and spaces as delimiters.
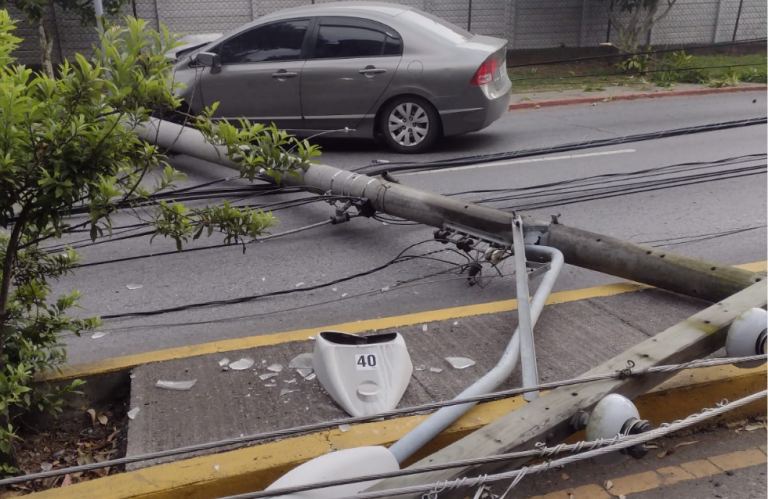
380, 97, 440, 153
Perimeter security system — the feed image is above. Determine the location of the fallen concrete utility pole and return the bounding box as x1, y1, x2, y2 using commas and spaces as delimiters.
140, 118, 760, 303
141, 118, 765, 498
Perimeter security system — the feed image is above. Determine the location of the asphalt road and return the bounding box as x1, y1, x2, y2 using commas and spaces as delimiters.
53, 92, 767, 365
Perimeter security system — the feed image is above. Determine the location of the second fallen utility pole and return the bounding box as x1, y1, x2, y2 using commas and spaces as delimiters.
139, 118, 760, 303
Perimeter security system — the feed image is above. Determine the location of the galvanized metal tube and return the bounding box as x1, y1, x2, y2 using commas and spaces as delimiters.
512, 215, 539, 402
387, 246, 564, 464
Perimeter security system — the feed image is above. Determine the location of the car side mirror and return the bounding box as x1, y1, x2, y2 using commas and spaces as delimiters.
195, 52, 221, 70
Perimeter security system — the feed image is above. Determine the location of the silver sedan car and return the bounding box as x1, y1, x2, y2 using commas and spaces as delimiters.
171, 1, 511, 153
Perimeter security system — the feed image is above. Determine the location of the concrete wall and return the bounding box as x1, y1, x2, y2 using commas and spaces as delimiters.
7, 0, 767, 66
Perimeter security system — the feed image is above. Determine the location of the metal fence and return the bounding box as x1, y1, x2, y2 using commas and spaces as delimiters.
8, 0, 767, 67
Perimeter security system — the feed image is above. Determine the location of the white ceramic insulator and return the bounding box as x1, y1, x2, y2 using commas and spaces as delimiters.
585, 393, 640, 465
726, 308, 767, 369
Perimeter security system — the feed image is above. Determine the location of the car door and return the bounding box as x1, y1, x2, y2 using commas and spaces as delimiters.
200, 18, 313, 131
301, 17, 403, 131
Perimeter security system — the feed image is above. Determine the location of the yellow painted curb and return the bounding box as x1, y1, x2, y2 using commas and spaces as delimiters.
49, 281, 648, 381
47, 260, 767, 382
29, 363, 767, 499
526, 446, 767, 498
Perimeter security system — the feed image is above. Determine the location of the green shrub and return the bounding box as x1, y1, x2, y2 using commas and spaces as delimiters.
0, 9, 319, 473
651, 50, 694, 87
707, 73, 741, 88
740, 67, 767, 83
677, 68, 708, 84
616, 48, 651, 74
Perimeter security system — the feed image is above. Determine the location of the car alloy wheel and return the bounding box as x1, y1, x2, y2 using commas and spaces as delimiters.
388, 102, 430, 147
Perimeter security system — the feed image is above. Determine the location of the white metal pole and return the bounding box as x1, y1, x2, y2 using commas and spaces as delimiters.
93, 0, 106, 55
512, 215, 539, 402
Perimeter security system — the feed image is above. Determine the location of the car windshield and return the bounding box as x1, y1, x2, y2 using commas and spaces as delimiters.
397, 10, 471, 44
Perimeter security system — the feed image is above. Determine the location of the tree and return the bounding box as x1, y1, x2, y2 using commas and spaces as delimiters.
0, 0, 130, 77
0, 10, 319, 470
604, 0, 679, 52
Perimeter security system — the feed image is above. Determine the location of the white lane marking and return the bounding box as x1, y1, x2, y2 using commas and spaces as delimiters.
401, 149, 637, 176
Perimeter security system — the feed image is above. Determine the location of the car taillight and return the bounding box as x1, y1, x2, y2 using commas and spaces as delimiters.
471, 58, 499, 86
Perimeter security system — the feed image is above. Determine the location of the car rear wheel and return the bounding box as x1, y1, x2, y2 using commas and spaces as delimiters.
380, 97, 440, 153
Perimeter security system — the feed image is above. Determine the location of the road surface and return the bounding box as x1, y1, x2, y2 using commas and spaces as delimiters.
51, 91, 767, 365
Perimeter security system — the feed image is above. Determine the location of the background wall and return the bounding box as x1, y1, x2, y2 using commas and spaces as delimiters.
7, 0, 767, 67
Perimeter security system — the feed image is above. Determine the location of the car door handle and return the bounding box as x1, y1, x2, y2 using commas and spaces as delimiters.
359, 68, 387, 75
271, 71, 298, 79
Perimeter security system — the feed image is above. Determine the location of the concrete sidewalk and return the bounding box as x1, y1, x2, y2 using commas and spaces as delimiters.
31, 264, 767, 499
126, 288, 707, 466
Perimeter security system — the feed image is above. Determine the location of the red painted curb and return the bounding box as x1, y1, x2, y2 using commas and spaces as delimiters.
508, 85, 767, 111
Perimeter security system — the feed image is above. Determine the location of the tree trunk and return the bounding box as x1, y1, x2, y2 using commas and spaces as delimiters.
607, 0, 679, 53
37, 22, 54, 79
0, 213, 26, 374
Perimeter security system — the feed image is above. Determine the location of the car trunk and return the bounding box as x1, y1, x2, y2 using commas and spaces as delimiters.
462, 34, 509, 92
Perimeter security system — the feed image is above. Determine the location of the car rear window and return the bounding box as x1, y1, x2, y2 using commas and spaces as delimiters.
315, 25, 387, 58
397, 10, 471, 44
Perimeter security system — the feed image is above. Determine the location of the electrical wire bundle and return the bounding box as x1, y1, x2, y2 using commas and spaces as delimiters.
2, 355, 764, 490
447, 153, 767, 212
353, 117, 767, 176
94, 238, 506, 322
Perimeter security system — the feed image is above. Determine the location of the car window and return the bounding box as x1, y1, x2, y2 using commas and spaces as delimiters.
314, 24, 387, 59
383, 35, 402, 56
219, 20, 310, 64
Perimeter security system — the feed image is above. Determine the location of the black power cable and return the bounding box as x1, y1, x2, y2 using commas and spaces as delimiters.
45, 194, 361, 254
465, 160, 766, 208
445, 154, 765, 198
99, 240, 473, 320
642, 224, 766, 247
354, 117, 767, 176
52, 184, 302, 220
72, 155, 765, 266
67, 224, 761, 337
494, 167, 766, 212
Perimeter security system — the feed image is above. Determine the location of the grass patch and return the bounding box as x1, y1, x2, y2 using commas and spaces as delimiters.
508, 52, 767, 94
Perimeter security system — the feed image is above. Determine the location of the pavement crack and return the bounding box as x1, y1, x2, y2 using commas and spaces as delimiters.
323, 429, 336, 452
409, 371, 441, 403
566, 121, 620, 136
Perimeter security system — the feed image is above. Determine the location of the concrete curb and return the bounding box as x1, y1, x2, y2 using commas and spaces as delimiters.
508, 85, 767, 111
45, 281, 651, 381
29, 364, 767, 499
